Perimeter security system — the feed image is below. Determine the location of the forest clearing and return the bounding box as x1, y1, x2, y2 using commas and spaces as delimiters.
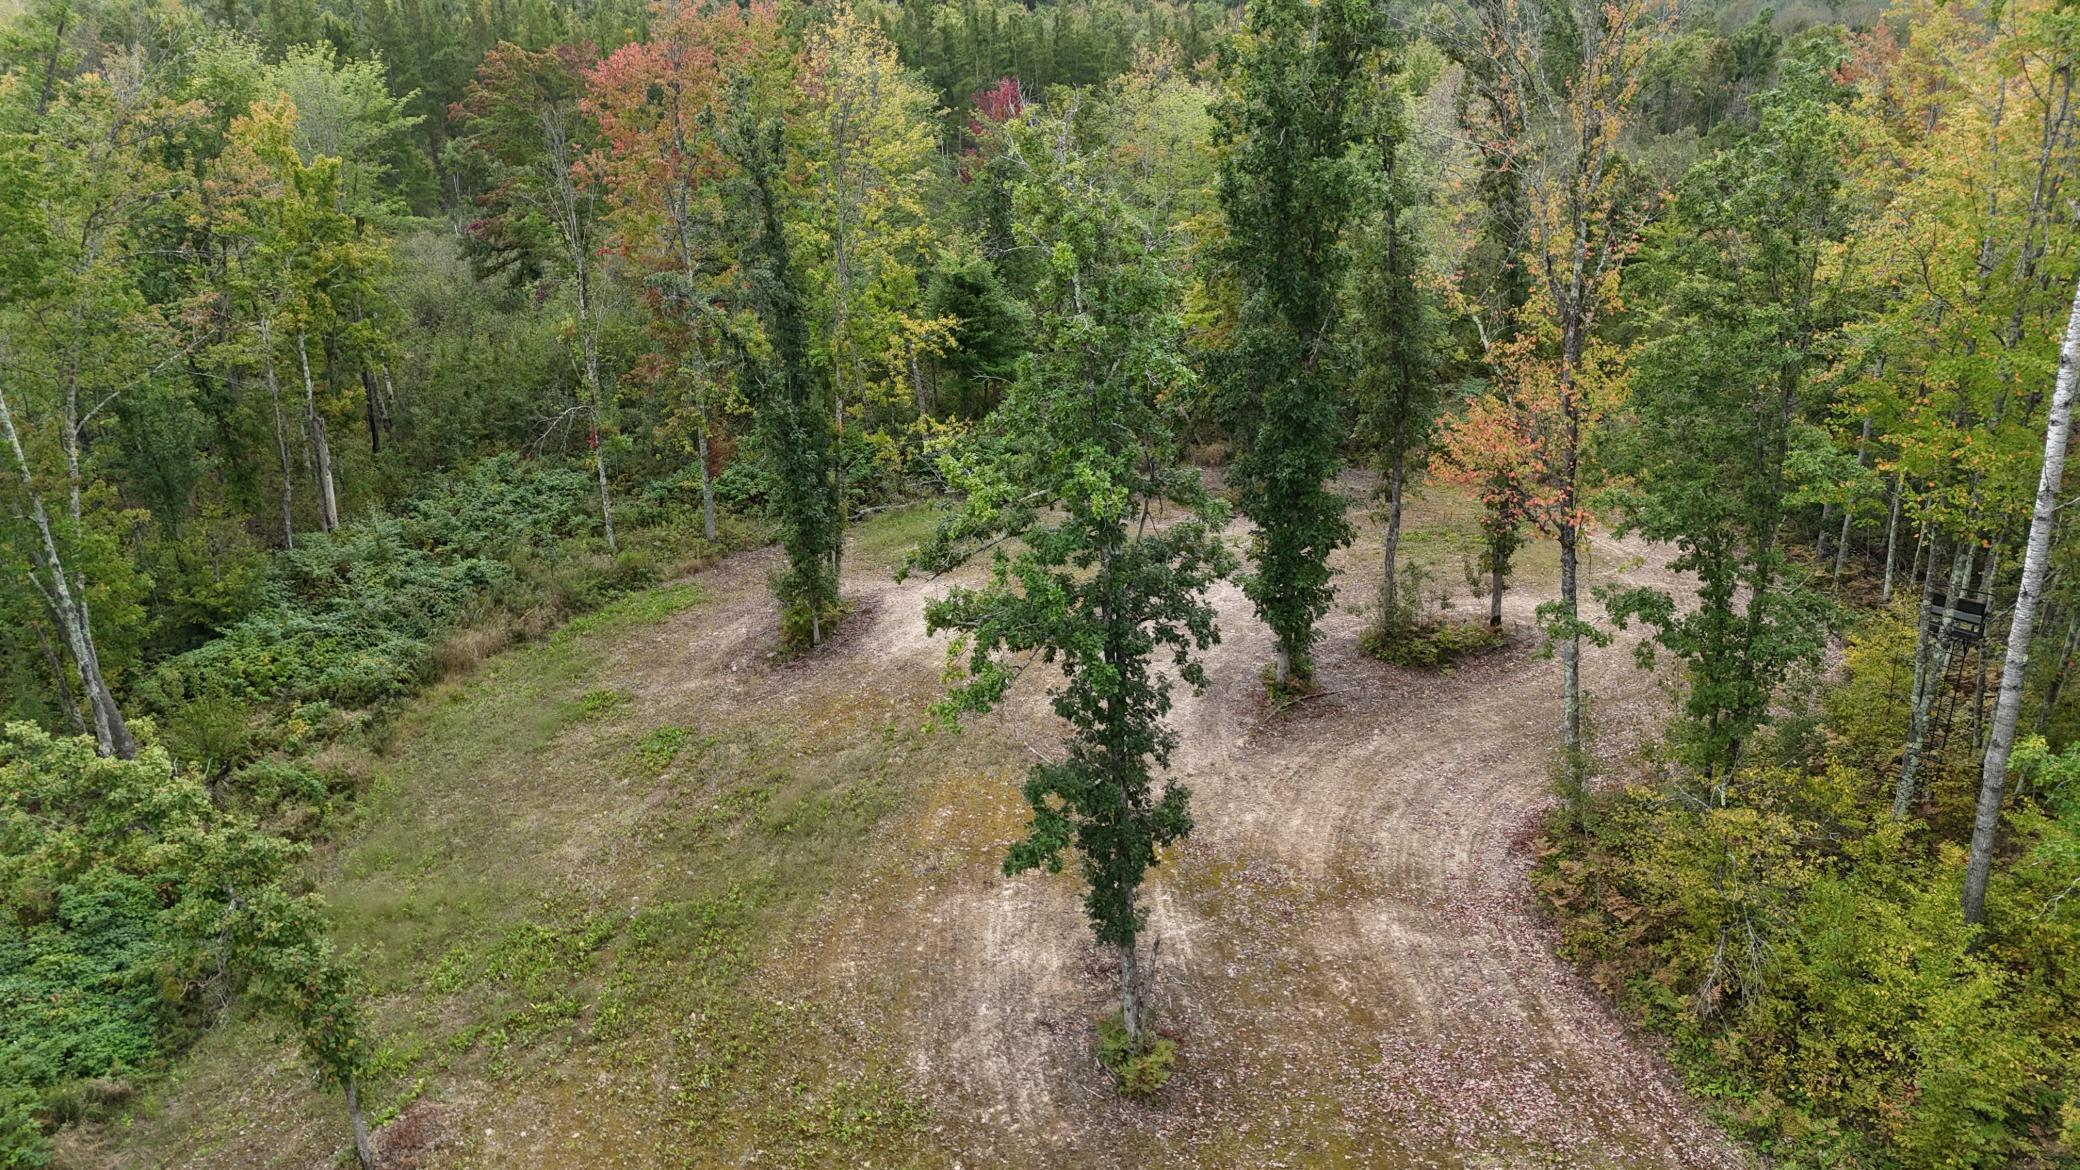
58, 489, 1740, 1169
6, 0, 2080, 1163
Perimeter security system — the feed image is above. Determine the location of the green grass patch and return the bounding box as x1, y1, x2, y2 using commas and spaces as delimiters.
86, 565, 944, 1168
846, 502, 946, 569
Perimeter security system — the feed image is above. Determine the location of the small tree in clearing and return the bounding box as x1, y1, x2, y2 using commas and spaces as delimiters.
904, 103, 1233, 1068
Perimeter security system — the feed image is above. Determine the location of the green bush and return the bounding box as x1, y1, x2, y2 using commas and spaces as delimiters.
0, 726, 313, 1107
0, 1085, 50, 1169
1094, 1014, 1177, 1100
136, 456, 610, 719
1359, 615, 1509, 669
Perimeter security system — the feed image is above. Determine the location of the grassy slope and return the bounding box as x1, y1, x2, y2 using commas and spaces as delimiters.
64, 506, 953, 1170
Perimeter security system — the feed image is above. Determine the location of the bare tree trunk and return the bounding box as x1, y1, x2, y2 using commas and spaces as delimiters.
1834, 419, 1872, 587
1559, 518, 1582, 792
546, 103, 617, 556
1118, 939, 1143, 1046
1963, 270, 2080, 925
360, 367, 384, 456
577, 262, 616, 555
910, 344, 930, 417
2036, 609, 2079, 736
33, 621, 87, 736
1909, 521, 1929, 598
1380, 444, 1406, 620
0, 380, 135, 758
344, 1074, 376, 1170
590, 423, 616, 553
1833, 506, 1855, 584
696, 417, 717, 544
1897, 540, 1976, 817
380, 364, 401, 435
260, 317, 295, 549
296, 332, 339, 533
1490, 555, 1506, 627
1882, 474, 1904, 601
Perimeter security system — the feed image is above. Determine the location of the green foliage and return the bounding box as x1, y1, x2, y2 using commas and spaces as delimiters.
138, 456, 603, 715
1094, 1013, 1176, 1099
922, 253, 1029, 418
1359, 616, 1509, 670
909, 103, 1233, 973
1214, 0, 1384, 683
0, 1085, 49, 1170
1600, 56, 1847, 780
0, 723, 366, 1138
1541, 744, 2079, 1167
719, 100, 845, 649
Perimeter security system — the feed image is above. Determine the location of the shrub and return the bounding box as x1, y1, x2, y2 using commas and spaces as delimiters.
1359, 615, 1509, 669
136, 456, 614, 721
0, 1086, 49, 1170
1094, 1014, 1176, 1100
0, 726, 307, 1093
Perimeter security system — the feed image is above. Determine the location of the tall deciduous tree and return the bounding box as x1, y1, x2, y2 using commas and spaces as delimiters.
218, 97, 391, 538
588, 0, 781, 544
1349, 54, 1440, 631
1454, 0, 1666, 793
1602, 51, 1846, 785
0, 75, 198, 759
798, 2, 951, 551
1214, 0, 1382, 689
905, 104, 1232, 1049
454, 41, 619, 551
1838, 0, 2080, 818
1964, 269, 2080, 925
718, 81, 845, 647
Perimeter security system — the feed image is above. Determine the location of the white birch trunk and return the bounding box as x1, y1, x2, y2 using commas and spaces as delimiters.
0, 378, 134, 757
296, 331, 339, 532
1962, 271, 2080, 924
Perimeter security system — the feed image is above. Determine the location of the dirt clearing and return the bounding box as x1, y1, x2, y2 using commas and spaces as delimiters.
774, 480, 1743, 1168
77, 483, 1744, 1169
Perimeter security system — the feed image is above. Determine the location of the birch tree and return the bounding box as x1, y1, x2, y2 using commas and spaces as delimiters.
1963, 271, 2080, 925
0, 73, 195, 759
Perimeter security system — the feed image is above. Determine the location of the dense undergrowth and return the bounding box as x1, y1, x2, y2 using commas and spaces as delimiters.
1539, 608, 2080, 1168
1359, 557, 1512, 669
0, 454, 760, 1165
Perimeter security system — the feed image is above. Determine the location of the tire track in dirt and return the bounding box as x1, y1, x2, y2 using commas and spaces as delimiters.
767, 493, 1746, 1168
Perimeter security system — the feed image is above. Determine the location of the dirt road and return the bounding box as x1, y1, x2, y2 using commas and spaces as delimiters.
773, 491, 1748, 1169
